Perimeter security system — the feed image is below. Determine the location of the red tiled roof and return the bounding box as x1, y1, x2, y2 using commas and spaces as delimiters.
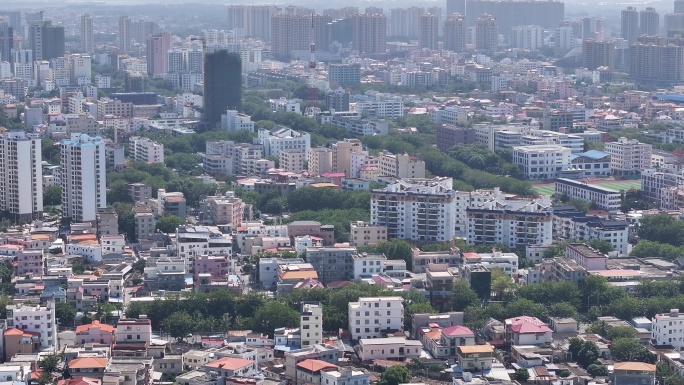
76, 320, 115, 334
205, 357, 255, 370
442, 325, 475, 337
296, 359, 338, 372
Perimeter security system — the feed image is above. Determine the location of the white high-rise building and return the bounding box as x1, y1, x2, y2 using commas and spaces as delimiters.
60, 134, 106, 222
371, 177, 457, 242
300, 302, 323, 347
70, 54, 91, 85
256, 127, 311, 158
0, 131, 43, 221
6, 302, 57, 349
118, 16, 131, 52
511, 25, 543, 51
80, 14, 93, 52
348, 297, 404, 340
512, 145, 572, 179
605, 137, 653, 176
131, 136, 164, 164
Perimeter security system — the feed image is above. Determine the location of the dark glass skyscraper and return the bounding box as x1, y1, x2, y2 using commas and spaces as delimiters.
42, 23, 65, 61
203, 50, 242, 125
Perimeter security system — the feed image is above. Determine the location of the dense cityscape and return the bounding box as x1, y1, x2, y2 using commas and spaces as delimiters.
0, 2, 684, 385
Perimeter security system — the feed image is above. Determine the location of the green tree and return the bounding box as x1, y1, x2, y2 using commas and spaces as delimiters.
132, 259, 146, 274
39, 353, 62, 374
450, 281, 481, 311
251, 301, 300, 336
405, 302, 435, 331
606, 326, 636, 341
43, 186, 62, 206
72, 263, 86, 274
515, 368, 530, 381
55, 302, 77, 327
559, 369, 571, 378
611, 338, 655, 363
587, 239, 615, 254
587, 364, 608, 377
379, 366, 412, 385
360, 239, 414, 270
638, 214, 684, 246
155, 215, 184, 233
163, 311, 195, 341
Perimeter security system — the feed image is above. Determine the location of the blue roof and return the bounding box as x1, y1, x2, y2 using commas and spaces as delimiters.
655, 94, 684, 103
581, 150, 610, 160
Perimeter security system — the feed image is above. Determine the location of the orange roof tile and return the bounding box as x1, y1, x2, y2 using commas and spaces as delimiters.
279, 270, 318, 280
204, 357, 255, 370
68, 358, 108, 369
614, 362, 656, 372
75, 320, 115, 334
296, 359, 339, 372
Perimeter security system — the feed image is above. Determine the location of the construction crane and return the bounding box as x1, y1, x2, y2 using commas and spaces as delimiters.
304, 14, 320, 117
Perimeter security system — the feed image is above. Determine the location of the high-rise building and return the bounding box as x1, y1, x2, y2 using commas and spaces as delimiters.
228, 5, 279, 40
60, 134, 106, 223
629, 37, 684, 85
146, 32, 171, 77
555, 26, 575, 50
328, 63, 361, 87
419, 13, 439, 50
621, 7, 639, 44
0, 131, 42, 221
351, 13, 387, 55
270, 14, 332, 59
0, 11, 21, 38
28, 22, 43, 61
203, 50, 242, 125
444, 13, 467, 52
118, 16, 131, 51
677, 0, 684, 14
131, 20, 160, 44
427, 6, 443, 35
475, 14, 498, 51
29, 21, 64, 62
389, 7, 424, 38
371, 178, 457, 242
640, 7, 660, 36
511, 25, 543, 50
80, 14, 93, 53
665, 13, 684, 36
0, 18, 12, 63
582, 39, 616, 69
325, 89, 350, 112
446, 0, 563, 36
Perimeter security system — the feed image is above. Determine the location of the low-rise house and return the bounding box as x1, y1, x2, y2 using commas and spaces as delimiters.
505, 316, 553, 346
356, 337, 422, 361
457, 345, 495, 372
76, 320, 115, 345
295, 359, 339, 385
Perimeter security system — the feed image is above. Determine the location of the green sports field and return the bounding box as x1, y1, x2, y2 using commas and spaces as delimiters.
533, 180, 641, 196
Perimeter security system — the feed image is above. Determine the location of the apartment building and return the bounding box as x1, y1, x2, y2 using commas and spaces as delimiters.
300, 302, 323, 347
60, 134, 106, 222
552, 208, 629, 254
133, 205, 156, 241
6, 302, 57, 349
554, 178, 621, 212
349, 221, 387, 247
652, 309, 684, 349
280, 148, 307, 173
512, 145, 572, 179
0, 131, 43, 221
96, 99, 133, 120
17, 249, 43, 276
175, 226, 233, 272
200, 193, 245, 227
203, 140, 264, 176
305, 246, 356, 283
565, 243, 607, 270
641, 168, 684, 201
348, 297, 404, 340
371, 177, 457, 242
605, 137, 653, 176
256, 127, 311, 158
222, 110, 255, 132
332, 139, 364, 177
308, 147, 333, 175
466, 199, 553, 249
377, 151, 426, 179
351, 93, 404, 118
353, 253, 386, 280
130, 136, 164, 164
